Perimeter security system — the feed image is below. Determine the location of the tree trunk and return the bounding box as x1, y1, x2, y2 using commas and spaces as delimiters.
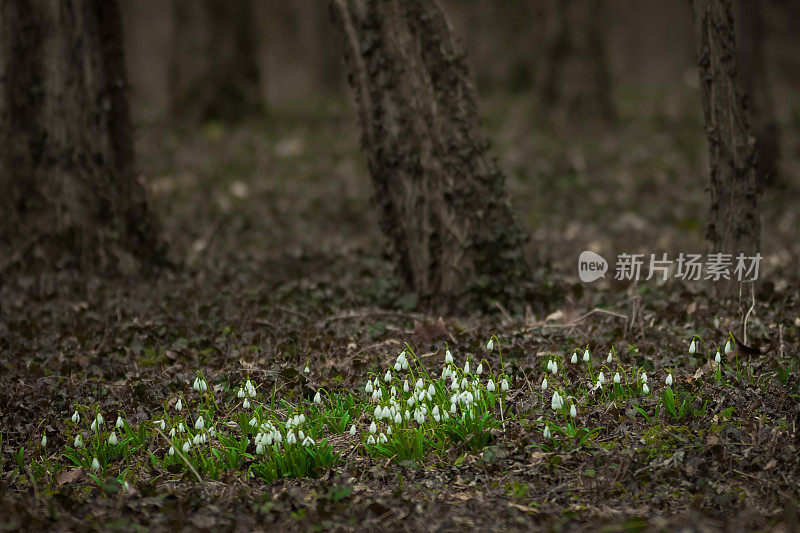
693, 0, 762, 294
0, 0, 161, 274
538, 0, 615, 125
735, 0, 780, 186
329, 0, 531, 309
169, 0, 261, 122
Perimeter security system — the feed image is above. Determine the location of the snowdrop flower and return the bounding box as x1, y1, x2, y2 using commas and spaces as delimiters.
543, 426, 551, 438
169, 428, 176, 437
243, 399, 251, 409
665, 373, 673, 387
607, 352, 613, 363
175, 399, 182, 411
571, 353, 578, 364
178, 423, 185, 433
382, 406, 392, 420
367, 435, 375, 444
570, 404, 577, 418
487, 379, 496, 392
182, 441, 191, 453
432, 405, 441, 422
249, 416, 258, 427
287, 431, 297, 445
450, 403, 457, 414
349, 425, 357, 436
551, 361, 558, 375
154, 419, 165, 430
303, 436, 315, 446
74, 434, 84, 448
298, 430, 306, 441
369, 421, 377, 434
415, 378, 424, 390
460, 377, 468, 389
445, 350, 453, 364
71, 411, 80, 424
641, 372, 648, 384
237, 388, 245, 399
394, 361, 401, 371
168, 446, 175, 456
541, 378, 548, 391
365, 381, 373, 394
194, 416, 204, 430
546, 360, 553, 373
551, 391, 562, 411
378, 433, 388, 443
256, 443, 264, 455
583, 349, 590, 362
487, 339, 494, 350
613, 372, 620, 384
91, 458, 101, 472
689, 340, 697, 354
724, 340, 732, 354
384, 370, 392, 382
715, 351, 721, 364
402, 380, 410, 393
597, 372, 605, 385
477, 363, 484, 375
201, 379, 208, 392
108, 432, 118, 445
303, 365, 310, 374
314, 391, 322, 404
193, 434, 201, 445
642, 383, 650, 394
464, 361, 470, 374
116, 416, 124, 429
394, 412, 402, 424
500, 378, 509, 391
96, 413, 104, 425
41, 434, 47, 447
90, 419, 97, 432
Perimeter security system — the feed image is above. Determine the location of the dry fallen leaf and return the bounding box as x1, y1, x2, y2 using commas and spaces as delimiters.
57, 467, 84, 485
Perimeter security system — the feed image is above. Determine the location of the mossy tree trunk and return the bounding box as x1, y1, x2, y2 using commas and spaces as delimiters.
0, 0, 161, 274
538, 0, 615, 124
169, 0, 261, 122
693, 0, 762, 295
329, 0, 531, 309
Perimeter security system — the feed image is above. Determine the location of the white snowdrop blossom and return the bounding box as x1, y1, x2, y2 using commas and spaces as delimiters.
543, 426, 551, 438
194, 416, 205, 430
41, 434, 47, 447
303, 436, 315, 446
487, 339, 494, 350
415, 378, 424, 390
96, 413, 104, 425
349, 425, 357, 436
597, 372, 605, 385
108, 432, 118, 445
237, 388, 245, 399
546, 360, 553, 373
365, 381, 373, 394
641, 372, 648, 384
551, 361, 558, 375
571, 353, 578, 364
715, 351, 722, 364
613, 372, 620, 384
464, 361, 470, 374
304, 365, 310, 373
314, 391, 322, 404
551, 391, 563, 411
500, 378, 510, 391
169, 428, 176, 437
175, 399, 182, 411
642, 383, 650, 394
384, 370, 392, 382
570, 404, 577, 418
367, 435, 376, 444
183, 441, 191, 453
71, 411, 80, 424
665, 373, 673, 386
403, 380, 410, 393
169, 446, 175, 456
583, 349, 590, 362
541, 378, 548, 391
689, 340, 697, 354
369, 421, 377, 434
74, 434, 83, 447
92, 458, 101, 472
724, 340, 732, 354
243, 399, 251, 409
90, 420, 97, 432
476, 363, 483, 375
445, 350, 453, 364
394, 412, 402, 424
487, 379, 496, 392
116, 416, 124, 429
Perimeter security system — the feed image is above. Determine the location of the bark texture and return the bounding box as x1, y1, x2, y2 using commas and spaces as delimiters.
735, 0, 779, 186
329, 0, 530, 308
539, 0, 615, 124
0, 0, 160, 274
693, 0, 762, 289
169, 0, 261, 122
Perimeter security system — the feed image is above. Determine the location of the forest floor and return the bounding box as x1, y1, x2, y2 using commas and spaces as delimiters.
2, 88, 800, 531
